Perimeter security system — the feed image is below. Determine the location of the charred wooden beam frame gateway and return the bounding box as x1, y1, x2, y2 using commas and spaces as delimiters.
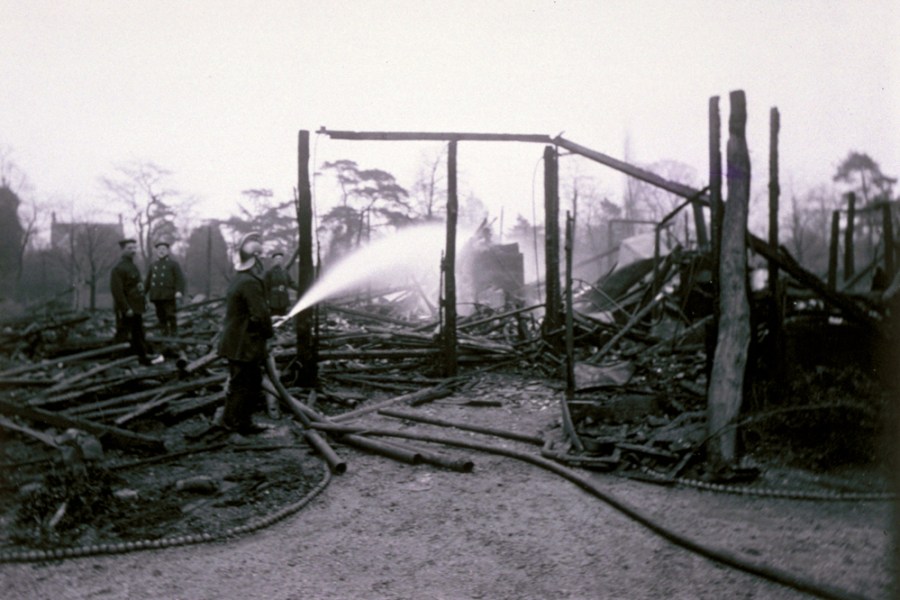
307, 112, 810, 466
312, 127, 724, 369
307, 126, 734, 452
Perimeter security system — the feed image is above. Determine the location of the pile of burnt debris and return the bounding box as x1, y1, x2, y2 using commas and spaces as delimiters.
0, 238, 892, 496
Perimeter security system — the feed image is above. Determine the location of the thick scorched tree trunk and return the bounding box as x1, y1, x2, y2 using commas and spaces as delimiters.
707, 90, 751, 469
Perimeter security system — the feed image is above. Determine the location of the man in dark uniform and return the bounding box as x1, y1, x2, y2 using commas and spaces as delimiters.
263, 250, 294, 316
145, 240, 186, 337
110, 239, 159, 365
217, 232, 274, 434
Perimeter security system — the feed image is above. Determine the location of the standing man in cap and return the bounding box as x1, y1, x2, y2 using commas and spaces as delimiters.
145, 239, 186, 338
264, 250, 295, 316
217, 232, 274, 434
110, 238, 159, 365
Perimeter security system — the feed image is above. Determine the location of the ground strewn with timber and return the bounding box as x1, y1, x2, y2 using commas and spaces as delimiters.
1, 373, 895, 600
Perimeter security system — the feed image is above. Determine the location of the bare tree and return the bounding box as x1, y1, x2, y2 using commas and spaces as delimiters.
782, 183, 840, 274
318, 161, 411, 260
0, 145, 33, 194
101, 161, 180, 264
411, 147, 447, 221
627, 160, 698, 226
16, 196, 43, 283
49, 206, 122, 310
75, 222, 121, 310
459, 193, 489, 231
223, 188, 297, 255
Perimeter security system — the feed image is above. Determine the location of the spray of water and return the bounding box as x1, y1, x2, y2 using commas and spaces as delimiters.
275, 224, 470, 327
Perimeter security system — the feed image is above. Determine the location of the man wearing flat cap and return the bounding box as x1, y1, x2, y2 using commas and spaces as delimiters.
145, 239, 186, 338
264, 250, 295, 316
217, 232, 274, 434
110, 238, 159, 365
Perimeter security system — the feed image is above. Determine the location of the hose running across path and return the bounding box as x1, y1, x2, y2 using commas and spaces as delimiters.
309, 423, 878, 600
0, 416, 883, 599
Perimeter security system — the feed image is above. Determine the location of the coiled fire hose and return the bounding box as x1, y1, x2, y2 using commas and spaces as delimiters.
0, 459, 331, 564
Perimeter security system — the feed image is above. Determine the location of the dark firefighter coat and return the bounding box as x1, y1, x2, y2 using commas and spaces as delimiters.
217, 266, 274, 363
263, 264, 294, 312
145, 256, 186, 301
110, 256, 146, 315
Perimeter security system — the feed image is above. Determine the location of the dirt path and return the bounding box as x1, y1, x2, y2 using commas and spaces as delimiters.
1, 376, 895, 599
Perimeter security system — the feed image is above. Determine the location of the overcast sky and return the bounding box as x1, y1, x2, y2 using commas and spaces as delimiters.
1, 0, 897, 230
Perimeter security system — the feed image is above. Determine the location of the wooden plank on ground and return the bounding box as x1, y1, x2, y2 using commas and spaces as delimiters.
0, 398, 165, 453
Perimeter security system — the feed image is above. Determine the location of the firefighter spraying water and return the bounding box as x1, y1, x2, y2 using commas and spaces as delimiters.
273, 224, 475, 328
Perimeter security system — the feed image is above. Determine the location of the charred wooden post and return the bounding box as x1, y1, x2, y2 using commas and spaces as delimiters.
709, 96, 724, 289
766, 107, 783, 405
767, 107, 780, 297
443, 140, 459, 377
706, 96, 723, 380
296, 130, 317, 386
844, 192, 856, 282
542, 145, 562, 348
564, 212, 575, 397
563, 212, 583, 452
691, 198, 709, 249
205, 224, 213, 298
707, 90, 751, 469
828, 211, 840, 290
883, 202, 895, 278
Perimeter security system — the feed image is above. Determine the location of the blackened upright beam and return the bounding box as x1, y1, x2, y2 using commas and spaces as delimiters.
766, 107, 783, 405
563, 211, 583, 451
768, 107, 780, 297
706, 96, 723, 381
844, 192, 856, 281
828, 210, 840, 290
691, 199, 709, 249
884, 202, 895, 278
564, 211, 575, 396
205, 224, 212, 298
707, 90, 751, 469
709, 96, 723, 304
296, 130, 317, 386
542, 145, 562, 346
443, 140, 459, 377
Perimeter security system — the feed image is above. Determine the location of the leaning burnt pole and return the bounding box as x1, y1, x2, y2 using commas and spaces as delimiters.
295, 130, 317, 386
707, 91, 752, 469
